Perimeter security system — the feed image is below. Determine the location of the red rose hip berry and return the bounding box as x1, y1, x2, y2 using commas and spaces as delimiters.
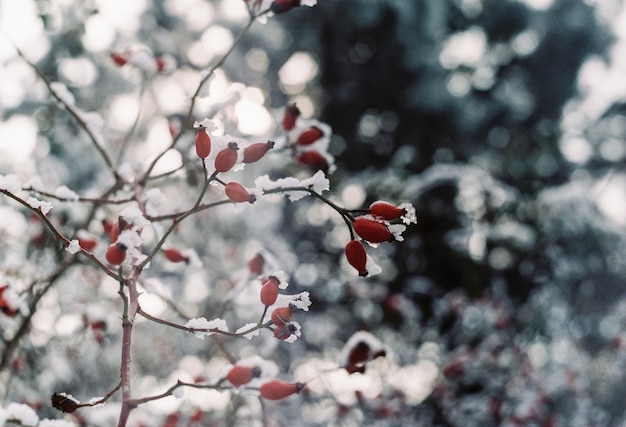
271, 305, 294, 326
106, 242, 127, 265
243, 141, 274, 164
282, 103, 300, 130
195, 128, 212, 159
226, 365, 262, 387
353, 218, 392, 244
345, 240, 368, 276
225, 182, 256, 203
164, 248, 189, 263
214, 142, 239, 172
369, 201, 405, 220
260, 276, 280, 306
298, 150, 329, 173
260, 380, 304, 400
296, 126, 324, 146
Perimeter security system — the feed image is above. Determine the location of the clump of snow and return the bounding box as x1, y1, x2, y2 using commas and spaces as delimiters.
120, 205, 150, 229
54, 185, 80, 201
66, 239, 81, 254
273, 291, 312, 313
193, 118, 218, 131
255, 170, 330, 201
388, 224, 407, 241
365, 255, 382, 277
87, 396, 105, 408
399, 202, 417, 224
284, 321, 302, 343
268, 271, 290, 289
185, 317, 228, 339
26, 197, 53, 215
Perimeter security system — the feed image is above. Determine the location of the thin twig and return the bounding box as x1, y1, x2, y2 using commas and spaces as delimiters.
137, 307, 272, 337
0, 31, 117, 175
0, 189, 121, 280
141, 16, 256, 181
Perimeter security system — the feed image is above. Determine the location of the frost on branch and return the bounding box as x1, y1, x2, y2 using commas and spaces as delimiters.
26, 197, 53, 215
65, 239, 81, 254
255, 170, 330, 201
54, 185, 80, 201
185, 317, 229, 339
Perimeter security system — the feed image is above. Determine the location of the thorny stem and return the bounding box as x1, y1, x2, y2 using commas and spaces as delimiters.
117, 267, 141, 426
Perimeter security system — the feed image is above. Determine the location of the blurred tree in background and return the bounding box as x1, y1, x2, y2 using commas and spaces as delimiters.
1, 0, 626, 425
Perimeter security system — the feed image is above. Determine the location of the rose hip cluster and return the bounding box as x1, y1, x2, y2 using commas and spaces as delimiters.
249, 254, 303, 342
193, 120, 275, 204
345, 201, 417, 277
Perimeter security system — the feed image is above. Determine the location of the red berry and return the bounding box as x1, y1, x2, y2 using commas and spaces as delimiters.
0, 286, 18, 317
345, 342, 371, 374
109, 220, 120, 243
243, 141, 274, 164
259, 380, 303, 400
270, 0, 301, 14
369, 201, 405, 220
353, 218, 392, 244
260, 276, 280, 306
247, 252, 265, 276
271, 305, 294, 326
78, 237, 97, 252
106, 242, 127, 265
110, 52, 128, 67
195, 128, 212, 159
225, 182, 256, 203
164, 248, 189, 263
215, 142, 239, 172
296, 126, 324, 146
102, 219, 114, 237
273, 322, 297, 340
282, 103, 301, 131
108, 218, 130, 243
226, 365, 262, 387
298, 150, 329, 173
345, 240, 368, 276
